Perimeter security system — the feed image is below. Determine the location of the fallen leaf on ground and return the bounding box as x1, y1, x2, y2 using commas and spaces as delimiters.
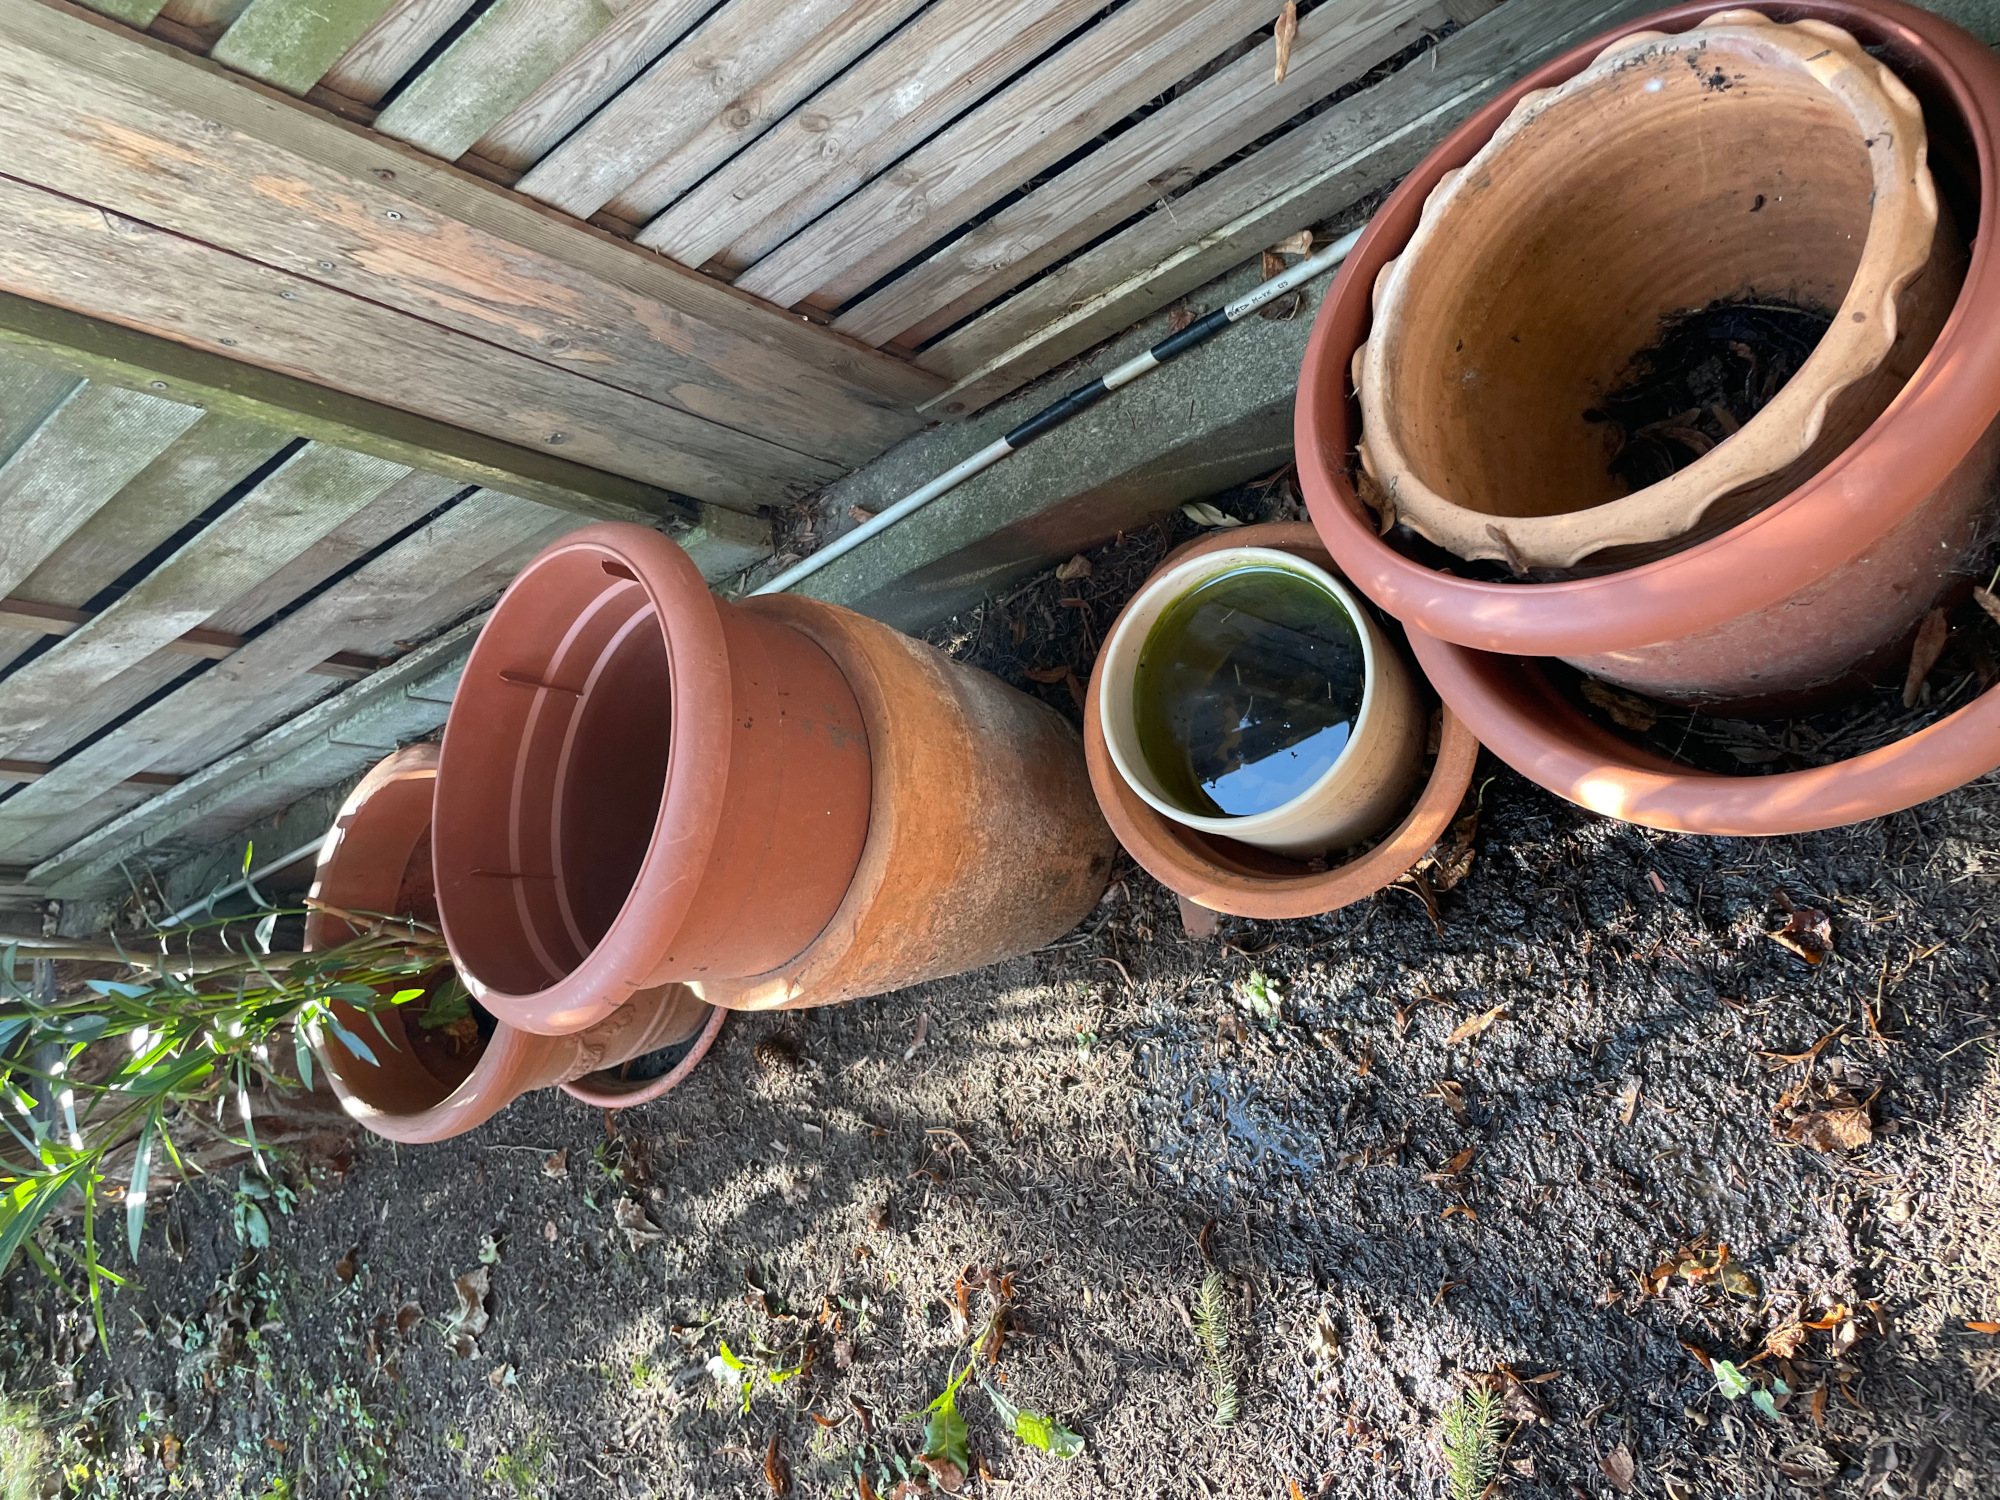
446, 1267, 489, 1358
903, 1013, 929, 1061
395, 1301, 422, 1337
1902, 607, 1950, 707
1441, 1204, 1477, 1221
1447, 1006, 1506, 1045
335, 1246, 358, 1283
1974, 586, 2000, 626
1273, 0, 1298, 83
488, 1364, 516, 1390
1601, 1443, 1636, 1493
1356, 470, 1397, 536
1261, 249, 1285, 280
1166, 305, 1194, 333
1617, 1077, 1641, 1125
615, 1199, 664, 1246
1423, 807, 1479, 893
1498, 1368, 1546, 1425
765, 1432, 792, 1497
542, 1149, 568, 1178
1581, 678, 1659, 731
1767, 906, 1834, 965
1966, 1321, 2000, 1334
1778, 1082, 1873, 1154
1273, 229, 1312, 257
1429, 1080, 1468, 1121
1053, 554, 1092, 582
1181, 502, 1244, 530
848, 505, 876, 524
1763, 1323, 1809, 1361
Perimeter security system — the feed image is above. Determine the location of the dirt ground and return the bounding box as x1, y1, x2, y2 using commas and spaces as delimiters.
6, 493, 1999, 1500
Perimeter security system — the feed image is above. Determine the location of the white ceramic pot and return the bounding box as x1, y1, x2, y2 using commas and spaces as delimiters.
1096, 546, 1424, 857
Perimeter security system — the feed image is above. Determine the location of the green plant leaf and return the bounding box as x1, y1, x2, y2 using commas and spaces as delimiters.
918, 1363, 972, 1472
293, 1026, 314, 1091
1713, 1360, 1754, 1400
1751, 1390, 1781, 1420
715, 1340, 746, 1372
327, 1018, 379, 1067
0, 1163, 85, 1277
125, 1115, 156, 1261
977, 1371, 1084, 1458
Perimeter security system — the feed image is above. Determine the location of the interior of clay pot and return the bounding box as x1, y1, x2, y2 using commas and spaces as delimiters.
435, 548, 671, 996
1378, 42, 1873, 521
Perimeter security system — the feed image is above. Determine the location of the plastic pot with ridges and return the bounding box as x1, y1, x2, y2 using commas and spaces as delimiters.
434, 524, 1117, 1025
1300, 0, 2000, 712
1084, 524, 1479, 920
304, 745, 721, 1144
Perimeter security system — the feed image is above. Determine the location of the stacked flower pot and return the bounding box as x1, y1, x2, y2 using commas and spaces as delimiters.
1294, 0, 2000, 837
307, 525, 1116, 1140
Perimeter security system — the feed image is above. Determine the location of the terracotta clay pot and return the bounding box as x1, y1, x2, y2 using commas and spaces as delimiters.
434, 524, 1115, 1025
1358, 10, 1958, 571
1095, 545, 1425, 857
1300, 0, 2000, 712
1084, 524, 1479, 919
1404, 626, 2000, 835
305, 745, 721, 1143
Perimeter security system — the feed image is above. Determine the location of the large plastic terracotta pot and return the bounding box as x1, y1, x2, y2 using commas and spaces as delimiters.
434, 524, 1115, 1026
1357, 10, 1957, 572
1300, 0, 2000, 712
1404, 626, 2000, 835
305, 745, 722, 1143
1084, 524, 1479, 919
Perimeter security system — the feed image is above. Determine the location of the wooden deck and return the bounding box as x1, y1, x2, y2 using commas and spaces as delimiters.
0, 0, 1672, 916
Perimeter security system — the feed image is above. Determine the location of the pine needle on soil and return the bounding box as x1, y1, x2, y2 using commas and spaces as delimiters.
1440, 1385, 1504, 1500
1194, 1273, 1238, 1427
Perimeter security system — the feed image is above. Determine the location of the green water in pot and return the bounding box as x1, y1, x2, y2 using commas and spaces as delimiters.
1132, 565, 1366, 818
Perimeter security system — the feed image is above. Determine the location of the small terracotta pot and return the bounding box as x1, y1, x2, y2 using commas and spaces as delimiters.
1299, 0, 2000, 712
1358, 10, 1957, 571
1095, 545, 1425, 857
1404, 626, 2000, 835
689, 593, 1117, 1010
305, 745, 720, 1143
1084, 524, 1479, 919
435, 524, 1115, 1024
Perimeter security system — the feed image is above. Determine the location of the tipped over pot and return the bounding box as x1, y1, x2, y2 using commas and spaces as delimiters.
1301, 0, 2000, 713
1085, 524, 1478, 919
432, 524, 1116, 1028
304, 745, 722, 1144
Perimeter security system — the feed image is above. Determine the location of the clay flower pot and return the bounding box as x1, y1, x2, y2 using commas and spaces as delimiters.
1084, 524, 1479, 920
1095, 545, 1424, 856
1358, 9, 1957, 571
1300, 0, 2000, 712
1404, 628, 2000, 836
304, 745, 722, 1144
433, 524, 1115, 1028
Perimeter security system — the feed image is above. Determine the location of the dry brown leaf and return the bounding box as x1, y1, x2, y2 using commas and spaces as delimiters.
1273, 229, 1313, 257
1426, 808, 1479, 893
1601, 1442, 1636, 1494
1441, 1204, 1477, 1221
1767, 906, 1834, 965
1430, 1080, 1468, 1121
1053, 554, 1092, 582
1261, 249, 1286, 281
335, 1245, 358, 1284
1902, 606, 1950, 707
1973, 585, 2000, 626
1356, 470, 1396, 537
917, 1456, 966, 1493
1810, 1385, 1828, 1428
395, 1301, 422, 1337
765, 1432, 793, 1498
615, 1198, 665, 1247
160, 1432, 181, 1472
542, 1149, 567, 1178
1764, 1323, 1809, 1361
446, 1267, 489, 1358
1967, 1321, 2000, 1334
848, 505, 877, 524
1498, 1369, 1547, 1425
1273, 0, 1298, 83
1447, 1006, 1506, 1045
1166, 305, 1194, 334
1581, 678, 1659, 731
1617, 1077, 1641, 1125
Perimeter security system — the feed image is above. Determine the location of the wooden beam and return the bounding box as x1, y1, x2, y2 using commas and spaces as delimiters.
0, 759, 182, 789
1, 0, 943, 499
0, 290, 692, 526
210, 0, 398, 95
0, 597, 384, 676
916, 0, 1666, 416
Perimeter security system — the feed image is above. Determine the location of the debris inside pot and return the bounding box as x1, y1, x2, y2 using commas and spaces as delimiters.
1585, 295, 1834, 492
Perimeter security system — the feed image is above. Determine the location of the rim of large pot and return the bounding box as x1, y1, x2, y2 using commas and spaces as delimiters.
1405, 624, 2000, 835
433, 522, 735, 1036
1096, 546, 1391, 846
1297, 0, 2000, 658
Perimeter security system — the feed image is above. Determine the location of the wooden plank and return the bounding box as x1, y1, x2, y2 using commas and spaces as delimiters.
734, 0, 1283, 312
0, 492, 575, 859
0, 760, 179, 789
1, 4, 936, 476
0, 598, 378, 677
0, 383, 205, 601
638, 0, 1105, 273
372, 0, 634, 162
468, 0, 712, 172
0, 357, 85, 471
319, 0, 477, 104
0, 172, 823, 510
918, 0, 1665, 414
836, 0, 1464, 347
0, 293, 689, 526
0, 444, 410, 764
0, 2, 940, 472
210, 0, 400, 95
516, 0, 928, 223
75, 0, 169, 27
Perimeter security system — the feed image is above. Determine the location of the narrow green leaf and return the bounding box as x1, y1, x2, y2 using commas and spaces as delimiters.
1714, 1360, 1754, 1400
0, 1165, 82, 1277
293, 1027, 314, 1091
126, 1115, 157, 1261
978, 1368, 1085, 1458
327, 1018, 378, 1067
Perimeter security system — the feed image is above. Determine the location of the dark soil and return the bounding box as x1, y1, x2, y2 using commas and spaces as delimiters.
6, 480, 1999, 1500
1584, 297, 1835, 494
